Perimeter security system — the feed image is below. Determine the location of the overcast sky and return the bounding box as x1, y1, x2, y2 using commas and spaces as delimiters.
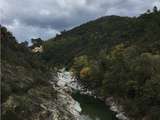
1, 0, 160, 43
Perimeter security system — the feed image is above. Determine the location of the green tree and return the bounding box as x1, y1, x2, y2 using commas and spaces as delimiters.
31, 38, 43, 47
153, 6, 158, 13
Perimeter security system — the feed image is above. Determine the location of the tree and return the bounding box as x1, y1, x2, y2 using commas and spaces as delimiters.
20, 41, 28, 47
147, 9, 151, 14
153, 6, 158, 13
80, 67, 91, 79
31, 38, 43, 47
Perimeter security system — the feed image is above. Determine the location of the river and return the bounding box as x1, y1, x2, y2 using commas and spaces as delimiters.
73, 93, 118, 120
56, 69, 119, 120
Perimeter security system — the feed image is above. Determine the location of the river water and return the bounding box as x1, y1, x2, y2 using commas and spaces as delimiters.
73, 93, 118, 120
57, 69, 118, 120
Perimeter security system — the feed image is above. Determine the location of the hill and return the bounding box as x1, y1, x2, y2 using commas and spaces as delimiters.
1, 26, 76, 120
42, 9, 160, 120
42, 10, 160, 66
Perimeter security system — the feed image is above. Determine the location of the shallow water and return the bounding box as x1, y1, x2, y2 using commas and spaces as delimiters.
73, 93, 118, 120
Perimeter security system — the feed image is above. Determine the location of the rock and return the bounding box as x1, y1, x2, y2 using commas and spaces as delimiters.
105, 97, 130, 120
50, 68, 82, 120
116, 113, 128, 120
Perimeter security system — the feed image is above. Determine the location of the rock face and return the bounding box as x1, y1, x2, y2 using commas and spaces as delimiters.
52, 68, 82, 120
27, 68, 83, 120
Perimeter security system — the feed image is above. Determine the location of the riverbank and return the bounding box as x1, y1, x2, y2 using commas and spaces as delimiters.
51, 69, 82, 120
79, 91, 130, 120
105, 97, 130, 120
55, 69, 130, 120
73, 93, 118, 120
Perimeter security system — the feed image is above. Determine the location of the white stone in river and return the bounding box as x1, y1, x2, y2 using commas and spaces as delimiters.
110, 105, 119, 112
57, 79, 66, 87
55, 68, 82, 119
57, 68, 83, 91
116, 113, 128, 120
74, 101, 82, 112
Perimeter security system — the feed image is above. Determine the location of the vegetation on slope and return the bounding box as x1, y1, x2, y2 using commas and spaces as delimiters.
42, 7, 160, 66
1, 26, 57, 120
42, 8, 160, 120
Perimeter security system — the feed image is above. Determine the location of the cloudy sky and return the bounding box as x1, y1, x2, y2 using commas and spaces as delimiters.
0, 0, 160, 43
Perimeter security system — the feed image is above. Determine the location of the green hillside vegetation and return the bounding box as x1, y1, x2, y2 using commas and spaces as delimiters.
1, 26, 56, 120
42, 8, 160, 120
42, 8, 160, 66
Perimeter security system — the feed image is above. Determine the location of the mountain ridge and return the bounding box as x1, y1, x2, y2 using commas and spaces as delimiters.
42, 11, 160, 66
41, 10, 160, 120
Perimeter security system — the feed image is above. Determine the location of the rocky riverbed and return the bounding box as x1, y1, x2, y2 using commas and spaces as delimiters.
53, 68, 130, 120
50, 68, 82, 120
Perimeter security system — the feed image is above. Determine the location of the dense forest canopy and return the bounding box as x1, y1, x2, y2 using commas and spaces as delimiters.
41, 8, 160, 120
1, 25, 56, 120
42, 8, 160, 67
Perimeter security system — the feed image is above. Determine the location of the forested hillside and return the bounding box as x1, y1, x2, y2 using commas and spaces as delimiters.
1, 25, 85, 120
1, 26, 57, 120
42, 8, 160, 66
42, 9, 160, 120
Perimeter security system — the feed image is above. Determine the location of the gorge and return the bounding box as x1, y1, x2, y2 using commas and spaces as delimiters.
55, 69, 128, 120
1, 8, 160, 120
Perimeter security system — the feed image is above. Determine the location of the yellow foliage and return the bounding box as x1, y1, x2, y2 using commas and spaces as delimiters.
110, 43, 125, 60
80, 67, 91, 78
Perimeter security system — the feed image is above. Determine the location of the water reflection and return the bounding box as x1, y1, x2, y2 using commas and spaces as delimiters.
73, 93, 117, 120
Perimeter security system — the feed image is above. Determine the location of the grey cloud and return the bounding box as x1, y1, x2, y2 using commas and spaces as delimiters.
4, 20, 59, 42
0, 0, 160, 42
